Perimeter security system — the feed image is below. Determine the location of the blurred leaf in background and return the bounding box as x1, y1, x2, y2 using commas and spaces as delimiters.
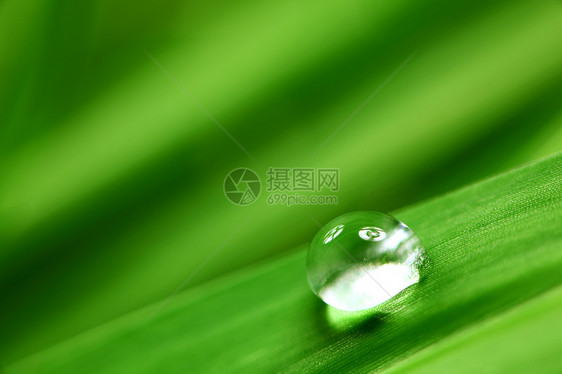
0, 0, 561, 371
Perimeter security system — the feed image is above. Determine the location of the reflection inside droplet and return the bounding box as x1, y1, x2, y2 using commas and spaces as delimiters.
358, 226, 386, 242
319, 263, 419, 311
323, 224, 344, 244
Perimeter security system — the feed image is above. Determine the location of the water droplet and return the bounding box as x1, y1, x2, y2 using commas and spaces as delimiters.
307, 211, 425, 311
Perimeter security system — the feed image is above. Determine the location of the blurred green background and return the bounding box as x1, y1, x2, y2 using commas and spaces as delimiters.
1, 0, 561, 370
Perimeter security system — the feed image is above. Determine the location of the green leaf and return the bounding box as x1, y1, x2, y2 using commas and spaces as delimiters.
2, 1, 562, 362
385, 285, 562, 374
7, 153, 561, 373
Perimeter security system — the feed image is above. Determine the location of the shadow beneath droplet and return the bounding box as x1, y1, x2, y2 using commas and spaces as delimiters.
312, 297, 386, 338
311, 275, 430, 339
